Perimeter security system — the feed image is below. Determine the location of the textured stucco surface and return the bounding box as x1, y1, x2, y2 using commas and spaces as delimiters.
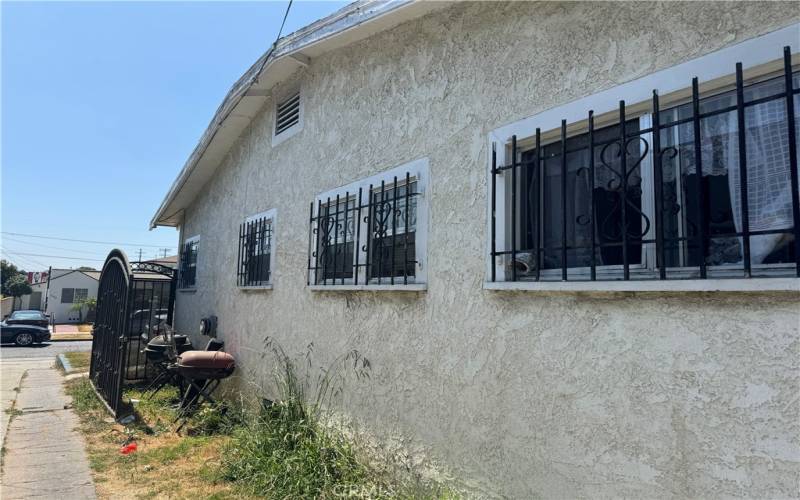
173, 2, 800, 497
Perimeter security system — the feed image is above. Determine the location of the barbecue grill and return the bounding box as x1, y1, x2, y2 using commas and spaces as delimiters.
171, 350, 236, 432
143, 334, 192, 362
142, 333, 194, 398
175, 351, 235, 380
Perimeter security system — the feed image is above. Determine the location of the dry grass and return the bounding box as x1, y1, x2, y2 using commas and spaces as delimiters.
77, 324, 94, 333
64, 351, 91, 371
65, 379, 253, 500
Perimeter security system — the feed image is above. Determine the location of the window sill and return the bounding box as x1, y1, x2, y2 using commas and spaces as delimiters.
239, 285, 273, 292
308, 284, 427, 292
483, 278, 799, 293
177, 288, 197, 294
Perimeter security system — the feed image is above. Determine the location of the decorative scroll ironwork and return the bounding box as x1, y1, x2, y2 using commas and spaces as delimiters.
131, 261, 176, 277
308, 173, 419, 286
490, 45, 800, 282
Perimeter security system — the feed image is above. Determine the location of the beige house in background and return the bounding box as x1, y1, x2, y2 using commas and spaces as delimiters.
151, 2, 800, 497
17, 268, 100, 323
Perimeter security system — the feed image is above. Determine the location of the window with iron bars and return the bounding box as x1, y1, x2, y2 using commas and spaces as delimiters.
308, 160, 428, 287
237, 211, 275, 287
179, 237, 199, 289
490, 46, 799, 283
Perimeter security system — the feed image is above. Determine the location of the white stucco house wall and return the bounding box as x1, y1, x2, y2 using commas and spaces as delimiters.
151, 2, 800, 497
19, 269, 99, 323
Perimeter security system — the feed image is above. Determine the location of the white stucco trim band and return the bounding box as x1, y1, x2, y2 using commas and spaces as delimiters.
484, 278, 800, 293
309, 284, 426, 292
240, 285, 274, 292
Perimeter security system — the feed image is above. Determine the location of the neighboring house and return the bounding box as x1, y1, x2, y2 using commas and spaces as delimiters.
144, 255, 178, 268
19, 269, 100, 323
150, 2, 800, 497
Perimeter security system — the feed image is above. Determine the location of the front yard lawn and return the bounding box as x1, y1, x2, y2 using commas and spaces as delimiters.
66, 379, 250, 499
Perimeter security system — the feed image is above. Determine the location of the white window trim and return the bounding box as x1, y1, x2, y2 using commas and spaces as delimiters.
180, 234, 200, 290
310, 157, 430, 290
486, 23, 800, 291
272, 88, 303, 147
239, 208, 277, 289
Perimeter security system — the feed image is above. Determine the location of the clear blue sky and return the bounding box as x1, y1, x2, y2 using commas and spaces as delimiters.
2, 1, 347, 271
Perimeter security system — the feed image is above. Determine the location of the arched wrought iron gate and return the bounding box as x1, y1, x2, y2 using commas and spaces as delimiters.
89, 250, 176, 417
90, 250, 131, 416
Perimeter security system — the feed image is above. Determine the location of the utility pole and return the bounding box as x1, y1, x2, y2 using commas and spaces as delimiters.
159, 248, 169, 258
137, 249, 143, 262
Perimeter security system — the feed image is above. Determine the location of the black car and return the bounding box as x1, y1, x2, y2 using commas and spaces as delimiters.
5, 310, 50, 328
0, 322, 51, 346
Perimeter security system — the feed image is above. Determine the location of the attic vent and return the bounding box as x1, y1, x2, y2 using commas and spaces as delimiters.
275, 92, 300, 136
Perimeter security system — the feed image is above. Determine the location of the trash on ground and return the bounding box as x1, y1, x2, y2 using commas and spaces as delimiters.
120, 442, 137, 455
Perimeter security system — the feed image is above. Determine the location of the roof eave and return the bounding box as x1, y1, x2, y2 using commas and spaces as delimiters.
150, 0, 448, 229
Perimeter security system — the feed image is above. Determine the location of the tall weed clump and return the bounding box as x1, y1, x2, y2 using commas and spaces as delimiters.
220, 338, 377, 498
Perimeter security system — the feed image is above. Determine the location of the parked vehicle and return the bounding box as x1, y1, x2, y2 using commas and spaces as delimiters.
0, 322, 51, 346
130, 308, 169, 337
4, 310, 49, 328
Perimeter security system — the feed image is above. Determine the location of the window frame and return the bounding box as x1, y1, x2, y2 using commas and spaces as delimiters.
179, 234, 200, 290
238, 208, 277, 290
73, 288, 89, 302
486, 24, 800, 288
309, 158, 429, 291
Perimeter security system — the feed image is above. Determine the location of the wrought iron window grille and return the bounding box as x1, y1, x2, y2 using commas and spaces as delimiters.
490, 46, 799, 282
308, 172, 420, 286
178, 238, 198, 289
237, 215, 273, 287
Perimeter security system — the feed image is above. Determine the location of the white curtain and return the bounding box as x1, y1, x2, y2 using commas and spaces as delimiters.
673, 77, 797, 265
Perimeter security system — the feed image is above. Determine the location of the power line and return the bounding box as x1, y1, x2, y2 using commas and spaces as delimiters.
1, 231, 174, 249
0, 248, 49, 269
3, 251, 106, 262
275, 0, 293, 43
2, 235, 120, 257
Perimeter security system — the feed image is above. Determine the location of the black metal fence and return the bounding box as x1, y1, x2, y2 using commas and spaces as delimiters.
124, 261, 176, 380
491, 46, 799, 281
237, 216, 272, 286
308, 172, 418, 285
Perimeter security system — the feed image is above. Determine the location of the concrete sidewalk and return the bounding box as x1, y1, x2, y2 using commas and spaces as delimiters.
1, 357, 96, 499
